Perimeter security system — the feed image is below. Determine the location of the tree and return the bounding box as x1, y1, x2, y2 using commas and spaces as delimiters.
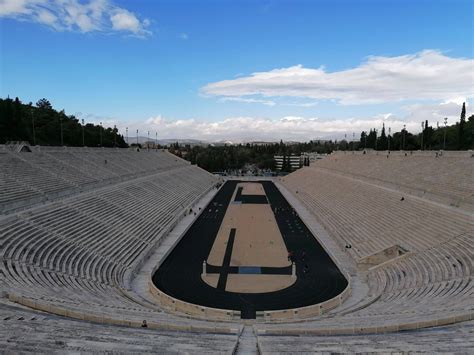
379, 123, 387, 150
459, 102, 466, 149
360, 131, 367, 149
0, 97, 127, 147
366, 129, 376, 149
36, 98, 52, 110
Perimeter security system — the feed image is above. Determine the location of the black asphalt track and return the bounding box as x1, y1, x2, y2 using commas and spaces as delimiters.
152, 180, 347, 319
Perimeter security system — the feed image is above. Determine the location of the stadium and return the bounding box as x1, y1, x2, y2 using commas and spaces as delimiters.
0, 142, 472, 353
1, 0, 473, 353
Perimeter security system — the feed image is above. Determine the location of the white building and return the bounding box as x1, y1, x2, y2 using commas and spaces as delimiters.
274, 154, 303, 171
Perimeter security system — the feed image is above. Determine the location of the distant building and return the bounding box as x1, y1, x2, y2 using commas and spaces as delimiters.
274, 154, 303, 171
142, 141, 159, 149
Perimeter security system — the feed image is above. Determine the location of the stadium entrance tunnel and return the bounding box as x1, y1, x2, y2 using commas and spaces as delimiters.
152, 180, 348, 320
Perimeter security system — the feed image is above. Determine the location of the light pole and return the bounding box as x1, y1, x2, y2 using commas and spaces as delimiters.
374, 129, 378, 151
31, 109, 36, 146
402, 124, 406, 150
147, 131, 150, 150
155, 132, 158, 151
388, 127, 391, 152
126, 127, 129, 145
136, 129, 139, 146
443, 117, 448, 150
364, 132, 367, 149
421, 121, 424, 150
99, 122, 103, 147
60, 116, 64, 146
344, 133, 347, 151
81, 119, 85, 146
352, 132, 355, 151
114, 125, 117, 147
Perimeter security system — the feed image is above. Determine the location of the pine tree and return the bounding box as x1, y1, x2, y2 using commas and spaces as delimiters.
360, 131, 367, 149
367, 129, 376, 149
459, 102, 466, 149
36, 98, 52, 110
380, 123, 387, 150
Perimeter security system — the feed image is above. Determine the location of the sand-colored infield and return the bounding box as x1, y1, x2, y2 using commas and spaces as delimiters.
204, 182, 294, 294
240, 182, 266, 195
202, 274, 219, 288
207, 184, 290, 268
229, 204, 289, 267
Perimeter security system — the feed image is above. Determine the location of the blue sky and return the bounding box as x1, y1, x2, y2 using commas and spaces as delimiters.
1, 0, 473, 141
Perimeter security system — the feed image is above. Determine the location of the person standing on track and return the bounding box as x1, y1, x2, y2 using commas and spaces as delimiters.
288, 251, 294, 263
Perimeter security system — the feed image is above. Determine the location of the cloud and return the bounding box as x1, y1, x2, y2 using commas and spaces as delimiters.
179, 32, 188, 40
108, 100, 469, 142
202, 50, 474, 105
402, 100, 469, 127
131, 115, 406, 142
219, 96, 276, 106
110, 8, 149, 35
284, 101, 318, 107
0, 0, 151, 36
0, 0, 37, 16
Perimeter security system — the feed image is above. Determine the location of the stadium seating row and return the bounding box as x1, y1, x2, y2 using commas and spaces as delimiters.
263, 153, 473, 335
0, 149, 238, 334
0, 301, 239, 353
0, 147, 189, 214
257, 320, 474, 353
315, 151, 474, 210
282, 166, 472, 260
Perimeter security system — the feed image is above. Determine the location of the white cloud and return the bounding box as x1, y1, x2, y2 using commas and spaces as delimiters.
284, 101, 318, 107
110, 8, 149, 36
0, 0, 39, 16
402, 100, 468, 127
36, 8, 57, 26
129, 115, 405, 142
219, 96, 276, 106
110, 100, 469, 142
179, 32, 188, 40
0, 0, 151, 36
202, 50, 474, 105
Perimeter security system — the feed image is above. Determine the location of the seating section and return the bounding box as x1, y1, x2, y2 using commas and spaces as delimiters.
0, 148, 231, 333
266, 153, 473, 334
257, 320, 474, 354
256, 231, 473, 334
314, 151, 474, 210
282, 167, 472, 260
0, 147, 189, 214
0, 302, 238, 353
0, 147, 472, 350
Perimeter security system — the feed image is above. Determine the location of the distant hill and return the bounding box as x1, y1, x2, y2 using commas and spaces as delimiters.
125, 136, 209, 146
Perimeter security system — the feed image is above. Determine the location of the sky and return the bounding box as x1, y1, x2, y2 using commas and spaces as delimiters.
1, 0, 473, 142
